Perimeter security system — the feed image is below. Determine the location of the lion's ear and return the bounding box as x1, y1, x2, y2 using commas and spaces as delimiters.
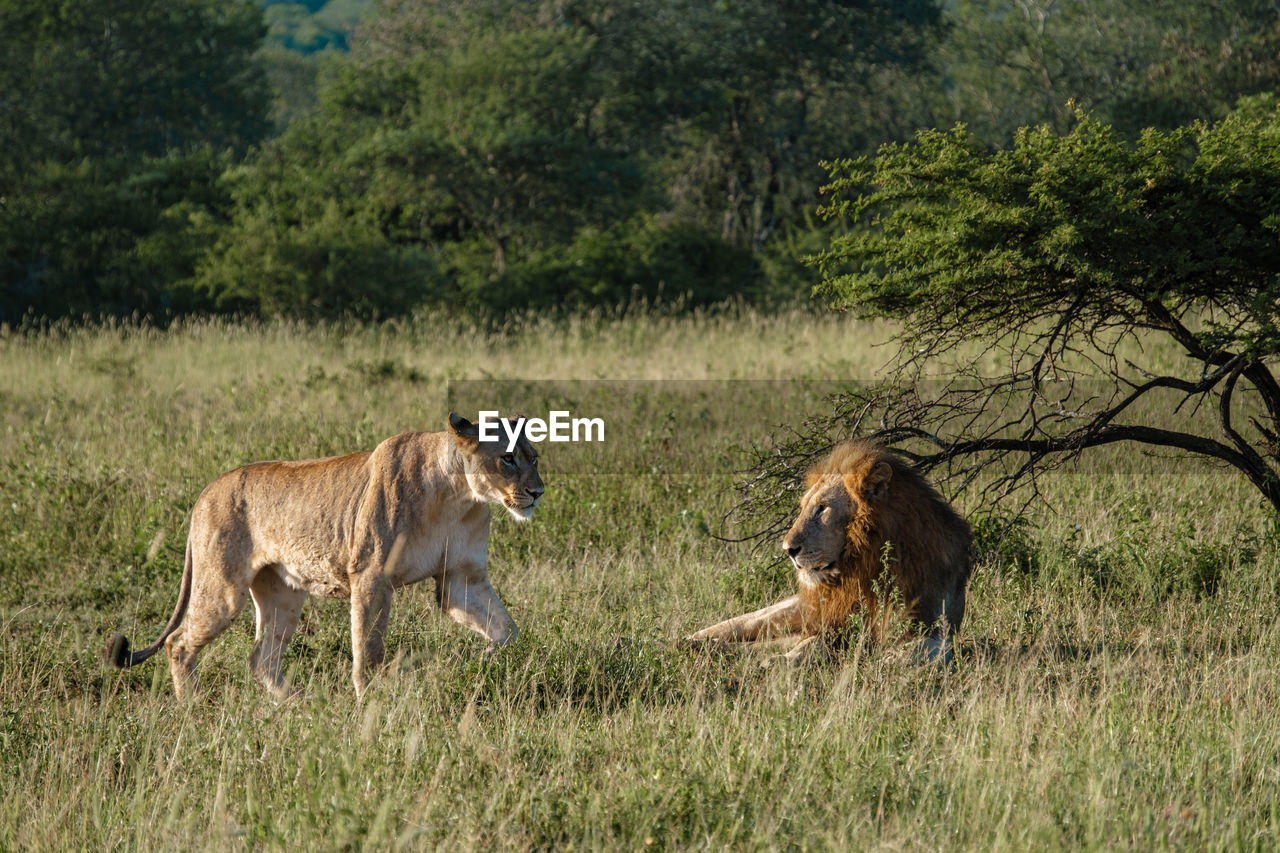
447, 412, 479, 441
864, 461, 892, 498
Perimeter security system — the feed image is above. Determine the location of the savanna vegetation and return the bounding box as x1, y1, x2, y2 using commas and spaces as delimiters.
6, 0, 1280, 849
6, 0, 1280, 324
767, 95, 1280, 518
4, 312, 1280, 848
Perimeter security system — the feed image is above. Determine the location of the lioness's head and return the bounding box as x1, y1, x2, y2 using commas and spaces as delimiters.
448, 412, 545, 521
782, 440, 893, 586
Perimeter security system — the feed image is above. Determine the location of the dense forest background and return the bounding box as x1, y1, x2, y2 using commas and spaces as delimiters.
3, 0, 1280, 324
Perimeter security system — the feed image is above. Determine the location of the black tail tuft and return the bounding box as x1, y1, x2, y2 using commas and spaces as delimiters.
104, 634, 131, 669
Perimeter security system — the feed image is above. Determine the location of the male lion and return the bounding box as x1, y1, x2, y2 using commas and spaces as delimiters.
688, 439, 972, 662
104, 413, 543, 698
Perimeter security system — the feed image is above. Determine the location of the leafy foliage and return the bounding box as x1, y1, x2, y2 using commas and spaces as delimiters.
931, 0, 1280, 145
626, 0, 943, 250
466, 216, 765, 316
0, 0, 268, 169
6, 0, 1280, 322
787, 97, 1280, 514
1, 149, 238, 322
816, 101, 1280, 338
0, 0, 270, 323
192, 18, 651, 317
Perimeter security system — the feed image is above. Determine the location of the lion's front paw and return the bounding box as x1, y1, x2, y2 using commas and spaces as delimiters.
680, 635, 729, 654
779, 635, 829, 667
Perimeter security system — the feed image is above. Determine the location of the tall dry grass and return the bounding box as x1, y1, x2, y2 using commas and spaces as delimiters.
2, 308, 1277, 850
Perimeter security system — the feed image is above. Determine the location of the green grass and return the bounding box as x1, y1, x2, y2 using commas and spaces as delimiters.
2, 307, 1279, 850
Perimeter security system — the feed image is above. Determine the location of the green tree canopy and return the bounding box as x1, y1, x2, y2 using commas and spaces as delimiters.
0, 0, 270, 323
195, 1, 776, 317
625, 0, 944, 251
192, 16, 653, 317
12, 0, 1280, 324
933, 0, 1280, 147
0, 0, 268, 171
192, 0, 946, 318
760, 97, 1280, 516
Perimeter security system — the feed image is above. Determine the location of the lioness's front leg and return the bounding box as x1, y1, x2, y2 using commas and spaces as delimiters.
349, 571, 394, 698
436, 565, 515, 652
686, 595, 806, 644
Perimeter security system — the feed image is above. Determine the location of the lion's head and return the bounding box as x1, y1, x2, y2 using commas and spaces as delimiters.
782, 439, 895, 588
781, 437, 972, 642
448, 412, 545, 521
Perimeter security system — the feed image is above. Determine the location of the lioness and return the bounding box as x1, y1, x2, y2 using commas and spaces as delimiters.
104, 413, 543, 698
689, 439, 972, 662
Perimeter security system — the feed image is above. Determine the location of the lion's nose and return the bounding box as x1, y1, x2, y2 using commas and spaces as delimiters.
784, 542, 801, 558
526, 487, 544, 500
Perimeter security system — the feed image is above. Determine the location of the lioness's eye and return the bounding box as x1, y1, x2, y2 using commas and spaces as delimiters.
501, 454, 516, 467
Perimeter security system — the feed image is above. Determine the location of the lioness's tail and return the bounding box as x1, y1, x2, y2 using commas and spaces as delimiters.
103, 539, 194, 669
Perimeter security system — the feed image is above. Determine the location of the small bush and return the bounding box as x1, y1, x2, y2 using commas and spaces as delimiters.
971, 511, 1041, 576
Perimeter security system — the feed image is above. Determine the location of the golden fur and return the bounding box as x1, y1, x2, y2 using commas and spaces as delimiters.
688, 439, 972, 662
104, 413, 544, 698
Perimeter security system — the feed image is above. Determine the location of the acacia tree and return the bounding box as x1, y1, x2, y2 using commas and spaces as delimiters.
742, 96, 1280, 527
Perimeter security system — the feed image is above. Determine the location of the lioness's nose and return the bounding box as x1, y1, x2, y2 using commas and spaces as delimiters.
784, 542, 801, 558
527, 486, 544, 500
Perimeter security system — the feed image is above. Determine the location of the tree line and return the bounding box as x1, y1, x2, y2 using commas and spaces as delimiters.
3, 0, 1280, 324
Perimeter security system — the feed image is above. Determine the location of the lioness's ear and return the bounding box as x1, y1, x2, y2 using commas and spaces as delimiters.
864, 460, 892, 498
448, 412, 479, 440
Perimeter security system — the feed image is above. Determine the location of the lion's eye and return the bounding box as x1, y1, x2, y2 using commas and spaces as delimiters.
501, 454, 516, 467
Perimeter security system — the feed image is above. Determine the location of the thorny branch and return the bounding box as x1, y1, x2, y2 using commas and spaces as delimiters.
727, 333, 1280, 545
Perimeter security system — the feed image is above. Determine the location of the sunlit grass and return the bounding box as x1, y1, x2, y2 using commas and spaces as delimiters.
2, 307, 1278, 849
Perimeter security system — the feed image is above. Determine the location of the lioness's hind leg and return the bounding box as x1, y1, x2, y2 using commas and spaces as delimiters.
166, 577, 250, 699
249, 566, 308, 698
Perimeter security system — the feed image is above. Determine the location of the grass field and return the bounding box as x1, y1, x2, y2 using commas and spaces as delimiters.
3, 307, 1280, 850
